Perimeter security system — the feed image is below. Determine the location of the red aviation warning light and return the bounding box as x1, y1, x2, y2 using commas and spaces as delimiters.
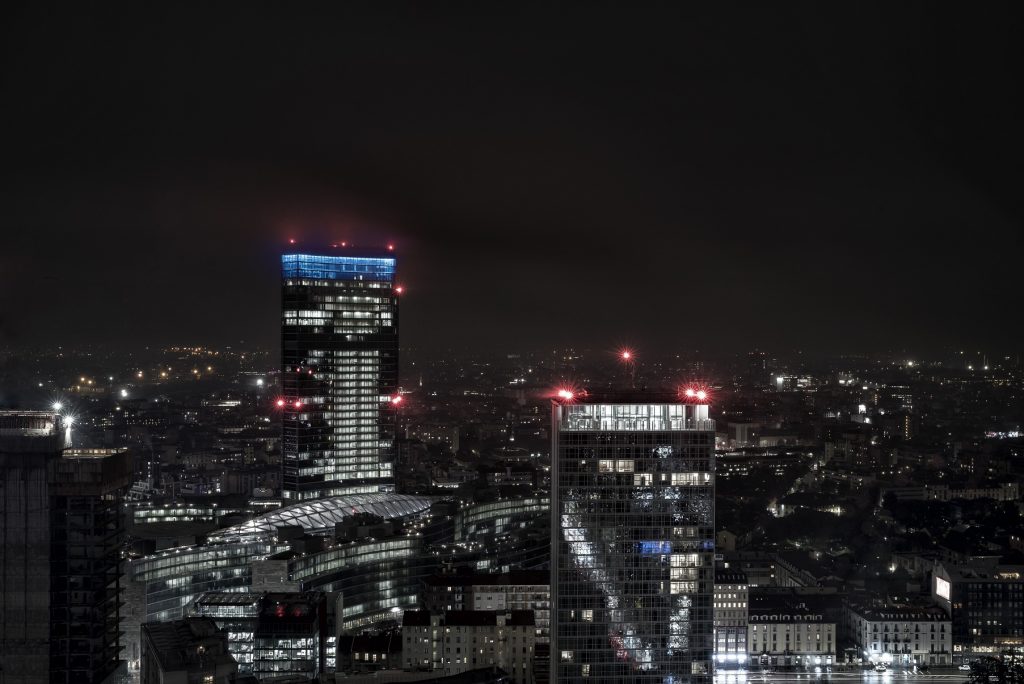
621, 350, 632, 361
391, 395, 403, 405
293, 400, 303, 408
288, 238, 296, 244
275, 399, 285, 408
556, 389, 575, 401
682, 384, 711, 404
387, 243, 395, 251
395, 286, 404, 294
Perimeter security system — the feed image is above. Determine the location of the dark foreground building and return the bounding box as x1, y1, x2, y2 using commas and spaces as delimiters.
0, 411, 132, 684
280, 249, 400, 500
551, 392, 716, 683
140, 617, 238, 684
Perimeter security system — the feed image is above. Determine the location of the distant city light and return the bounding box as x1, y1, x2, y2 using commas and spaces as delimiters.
256, 378, 264, 387
64, 416, 75, 427
52, 401, 63, 411
120, 389, 128, 398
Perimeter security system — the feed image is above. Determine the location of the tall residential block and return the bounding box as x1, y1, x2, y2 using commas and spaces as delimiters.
281, 250, 399, 500
551, 391, 716, 683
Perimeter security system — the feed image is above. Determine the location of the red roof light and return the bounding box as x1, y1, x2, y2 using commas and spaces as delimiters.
681, 384, 711, 404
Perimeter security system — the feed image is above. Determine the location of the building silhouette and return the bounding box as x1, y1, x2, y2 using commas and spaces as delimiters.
1, 411, 131, 684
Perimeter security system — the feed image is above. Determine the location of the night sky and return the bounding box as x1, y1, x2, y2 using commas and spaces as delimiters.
2, 3, 1022, 355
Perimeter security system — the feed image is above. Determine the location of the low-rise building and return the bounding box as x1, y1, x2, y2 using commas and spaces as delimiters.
336, 631, 402, 674
403, 610, 535, 684
748, 595, 836, 669
933, 561, 1024, 662
844, 598, 951, 667
714, 568, 749, 668
190, 591, 327, 679
423, 572, 549, 641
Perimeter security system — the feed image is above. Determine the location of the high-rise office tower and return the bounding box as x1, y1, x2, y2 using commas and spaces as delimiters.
551, 391, 715, 683
281, 249, 399, 500
0, 411, 132, 684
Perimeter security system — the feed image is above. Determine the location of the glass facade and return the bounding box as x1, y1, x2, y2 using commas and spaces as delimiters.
552, 396, 715, 683
281, 252, 399, 500
207, 492, 432, 544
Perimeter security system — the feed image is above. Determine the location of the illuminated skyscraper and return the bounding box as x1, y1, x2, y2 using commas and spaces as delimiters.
281, 250, 399, 500
551, 391, 715, 683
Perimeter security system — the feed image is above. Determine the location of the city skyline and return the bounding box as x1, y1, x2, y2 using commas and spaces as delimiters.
2, 5, 1023, 684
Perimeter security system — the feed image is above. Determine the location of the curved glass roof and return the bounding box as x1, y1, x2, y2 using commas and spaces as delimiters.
207, 493, 433, 544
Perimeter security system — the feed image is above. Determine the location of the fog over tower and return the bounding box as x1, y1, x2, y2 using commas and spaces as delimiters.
280, 249, 399, 500
551, 390, 715, 683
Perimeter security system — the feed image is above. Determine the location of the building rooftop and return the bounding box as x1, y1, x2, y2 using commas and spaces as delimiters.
424, 571, 548, 588
206, 493, 433, 543
715, 569, 749, 585
848, 604, 948, 622
553, 389, 710, 406
941, 562, 1024, 582
0, 410, 65, 451
403, 610, 535, 628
